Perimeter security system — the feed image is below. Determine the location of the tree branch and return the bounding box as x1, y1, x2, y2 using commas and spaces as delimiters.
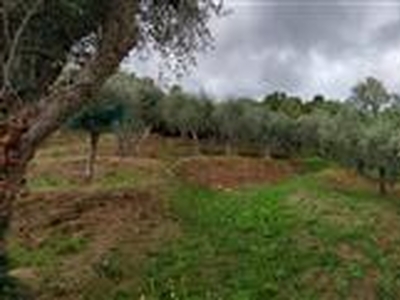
2, 2, 11, 53
20, 0, 139, 162
2, 0, 43, 89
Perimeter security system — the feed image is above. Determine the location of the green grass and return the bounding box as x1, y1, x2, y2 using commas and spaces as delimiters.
96, 168, 157, 189
300, 156, 334, 173
28, 174, 76, 191
13, 151, 400, 299
28, 166, 162, 192
9, 234, 88, 269
138, 174, 400, 299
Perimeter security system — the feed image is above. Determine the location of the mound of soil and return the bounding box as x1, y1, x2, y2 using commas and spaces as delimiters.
176, 156, 297, 190
13, 189, 164, 247
10, 189, 178, 298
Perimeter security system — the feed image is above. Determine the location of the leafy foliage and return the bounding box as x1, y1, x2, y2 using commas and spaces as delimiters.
0, 0, 222, 113
350, 77, 392, 116
67, 74, 400, 194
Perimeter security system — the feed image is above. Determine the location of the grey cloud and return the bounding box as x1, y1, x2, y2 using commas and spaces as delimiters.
124, 0, 400, 100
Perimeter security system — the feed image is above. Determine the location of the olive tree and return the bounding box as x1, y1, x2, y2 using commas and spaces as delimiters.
318, 107, 366, 170
69, 96, 123, 181
296, 112, 325, 156
350, 77, 391, 117
161, 86, 194, 137
263, 92, 304, 118
0, 0, 222, 291
109, 73, 164, 157
263, 112, 299, 158
161, 87, 213, 153
360, 118, 400, 194
317, 105, 400, 195
211, 100, 249, 155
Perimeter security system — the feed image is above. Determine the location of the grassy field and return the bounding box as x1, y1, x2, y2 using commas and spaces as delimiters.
8, 133, 400, 299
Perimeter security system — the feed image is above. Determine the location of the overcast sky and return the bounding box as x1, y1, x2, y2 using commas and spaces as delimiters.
123, 0, 400, 100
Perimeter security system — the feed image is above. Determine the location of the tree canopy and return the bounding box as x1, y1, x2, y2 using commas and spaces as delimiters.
0, 0, 221, 105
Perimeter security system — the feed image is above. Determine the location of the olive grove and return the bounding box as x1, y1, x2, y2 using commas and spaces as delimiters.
100, 76, 400, 195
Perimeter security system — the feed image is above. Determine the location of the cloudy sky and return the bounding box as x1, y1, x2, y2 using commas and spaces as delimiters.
123, 0, 400, 100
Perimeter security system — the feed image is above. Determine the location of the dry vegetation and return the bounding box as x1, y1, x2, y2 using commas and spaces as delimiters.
7, 133, 400, 299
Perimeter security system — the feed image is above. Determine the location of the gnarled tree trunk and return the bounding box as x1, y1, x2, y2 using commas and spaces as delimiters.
0, 186, 18, 296
0, 0, 139, 291
0, 115, 29, 296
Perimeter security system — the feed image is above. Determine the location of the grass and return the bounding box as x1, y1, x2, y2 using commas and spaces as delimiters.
28, 160, 163, 192
143, 184, 303, 299
9, 234, 88, 269
300, 156, 334, 173
10, 135, 400, 299
28, 174, 76, 191
138, 174, 400, 299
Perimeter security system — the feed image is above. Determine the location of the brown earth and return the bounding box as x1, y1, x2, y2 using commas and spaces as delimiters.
175, 156, 298, 190
11, 133, 305, 298
10, 188, 179, 299
13, 189, 165, 248
28, 155, 165, 188
320, 168, 376, 192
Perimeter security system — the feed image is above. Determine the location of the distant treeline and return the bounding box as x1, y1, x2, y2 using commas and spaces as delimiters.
69, 73, 400, 194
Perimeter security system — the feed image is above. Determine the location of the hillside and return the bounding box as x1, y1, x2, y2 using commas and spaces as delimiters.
8, 134, 400, 299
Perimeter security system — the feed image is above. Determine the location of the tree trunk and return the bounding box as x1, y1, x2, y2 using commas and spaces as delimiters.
0, 0, 138, 290
356, 159, 365, 175
116, 130, 131, 158
264, 146, 270, 158
134, 126, 151, 157
0, 117, 29, 297
85, 131, 100, 181
116, 133, 126, 158
190, 130, 200, 155
379, 167, 387, 195
0, 192, 12, 287
0, 186, 17, 297
225, 142, 233, 156
0, 0, 139, 292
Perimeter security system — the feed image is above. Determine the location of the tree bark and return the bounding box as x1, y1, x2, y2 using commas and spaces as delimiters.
21, 0, 139, 154
0, 187, 17, 297
379, 166, 387, 195
0, 116, 28, 296
116, 132, 130, 158
85, 131, 100, 181
134, 126, 152, 157
116, 126, 152, 158
191, 130, 200, 155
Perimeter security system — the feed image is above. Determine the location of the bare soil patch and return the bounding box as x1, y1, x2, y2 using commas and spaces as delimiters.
10, 188, 178, 299
348, 269, 379, 300
175, 156, 298, 190
336, 243, 365, 262
13, 189, 164, 248
319, 168, 379, 194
